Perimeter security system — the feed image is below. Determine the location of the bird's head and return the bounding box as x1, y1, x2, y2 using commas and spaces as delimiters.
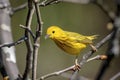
45, 26, 64, 39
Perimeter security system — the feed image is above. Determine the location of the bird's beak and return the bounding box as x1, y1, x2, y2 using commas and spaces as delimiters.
45, 34, 50, 39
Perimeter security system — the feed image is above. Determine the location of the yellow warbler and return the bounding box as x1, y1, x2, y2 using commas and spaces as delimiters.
45, 26, 97, 68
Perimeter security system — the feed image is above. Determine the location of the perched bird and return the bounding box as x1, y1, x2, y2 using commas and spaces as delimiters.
45, 26, 98, 70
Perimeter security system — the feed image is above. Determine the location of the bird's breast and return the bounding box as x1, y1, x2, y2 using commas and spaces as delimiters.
54, 39, 86, 55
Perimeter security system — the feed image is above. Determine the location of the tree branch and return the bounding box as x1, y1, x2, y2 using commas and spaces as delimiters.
39, 0, 61, 7
20, 24, 35, 39
12, 2, 28, 13
22, 0, 35, 79
62, 0, 92, 4
0, 0, 21, 79
32, 0, 43, 79
12, 0, 62, 13
0, 36, 27, 48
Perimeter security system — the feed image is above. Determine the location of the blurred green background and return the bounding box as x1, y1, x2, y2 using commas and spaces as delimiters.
1, 0, 119, 80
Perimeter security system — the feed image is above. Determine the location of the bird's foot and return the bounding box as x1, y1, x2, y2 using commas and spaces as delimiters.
73, 64, 81, 71
90, 44, 97, 52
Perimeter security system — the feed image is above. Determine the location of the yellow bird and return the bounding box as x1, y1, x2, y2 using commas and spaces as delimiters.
45, 26, 97, 69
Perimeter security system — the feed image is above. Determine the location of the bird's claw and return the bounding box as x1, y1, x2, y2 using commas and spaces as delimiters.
72, 57, 81, 71
72, 64, 81, 71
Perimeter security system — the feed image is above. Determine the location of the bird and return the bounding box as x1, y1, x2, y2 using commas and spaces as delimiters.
45, 26, 98, 70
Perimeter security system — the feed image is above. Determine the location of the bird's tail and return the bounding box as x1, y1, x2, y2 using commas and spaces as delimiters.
87, 35, 98, 40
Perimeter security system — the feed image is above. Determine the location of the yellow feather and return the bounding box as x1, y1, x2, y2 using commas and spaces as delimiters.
46, 26, 97, 55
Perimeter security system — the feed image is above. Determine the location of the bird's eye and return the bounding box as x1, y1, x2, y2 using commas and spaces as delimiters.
52, 31, 55, 33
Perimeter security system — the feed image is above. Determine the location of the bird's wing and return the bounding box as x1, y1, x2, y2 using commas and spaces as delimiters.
65, 31, 93, 44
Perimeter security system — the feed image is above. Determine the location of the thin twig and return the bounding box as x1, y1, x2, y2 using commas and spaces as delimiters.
39, 0, 61, 7
12, 2, 28, 13
0, 36, 27, 48
40, 66, 74, 80
87, 55, 107, 62
37, 73, 89, 80
22, 0, 35, 79
20, 24, 35, 39
39, 32, 113, 80
12, 0, 62, 13
62, 0, 92, 4
32, 0, 43, 79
